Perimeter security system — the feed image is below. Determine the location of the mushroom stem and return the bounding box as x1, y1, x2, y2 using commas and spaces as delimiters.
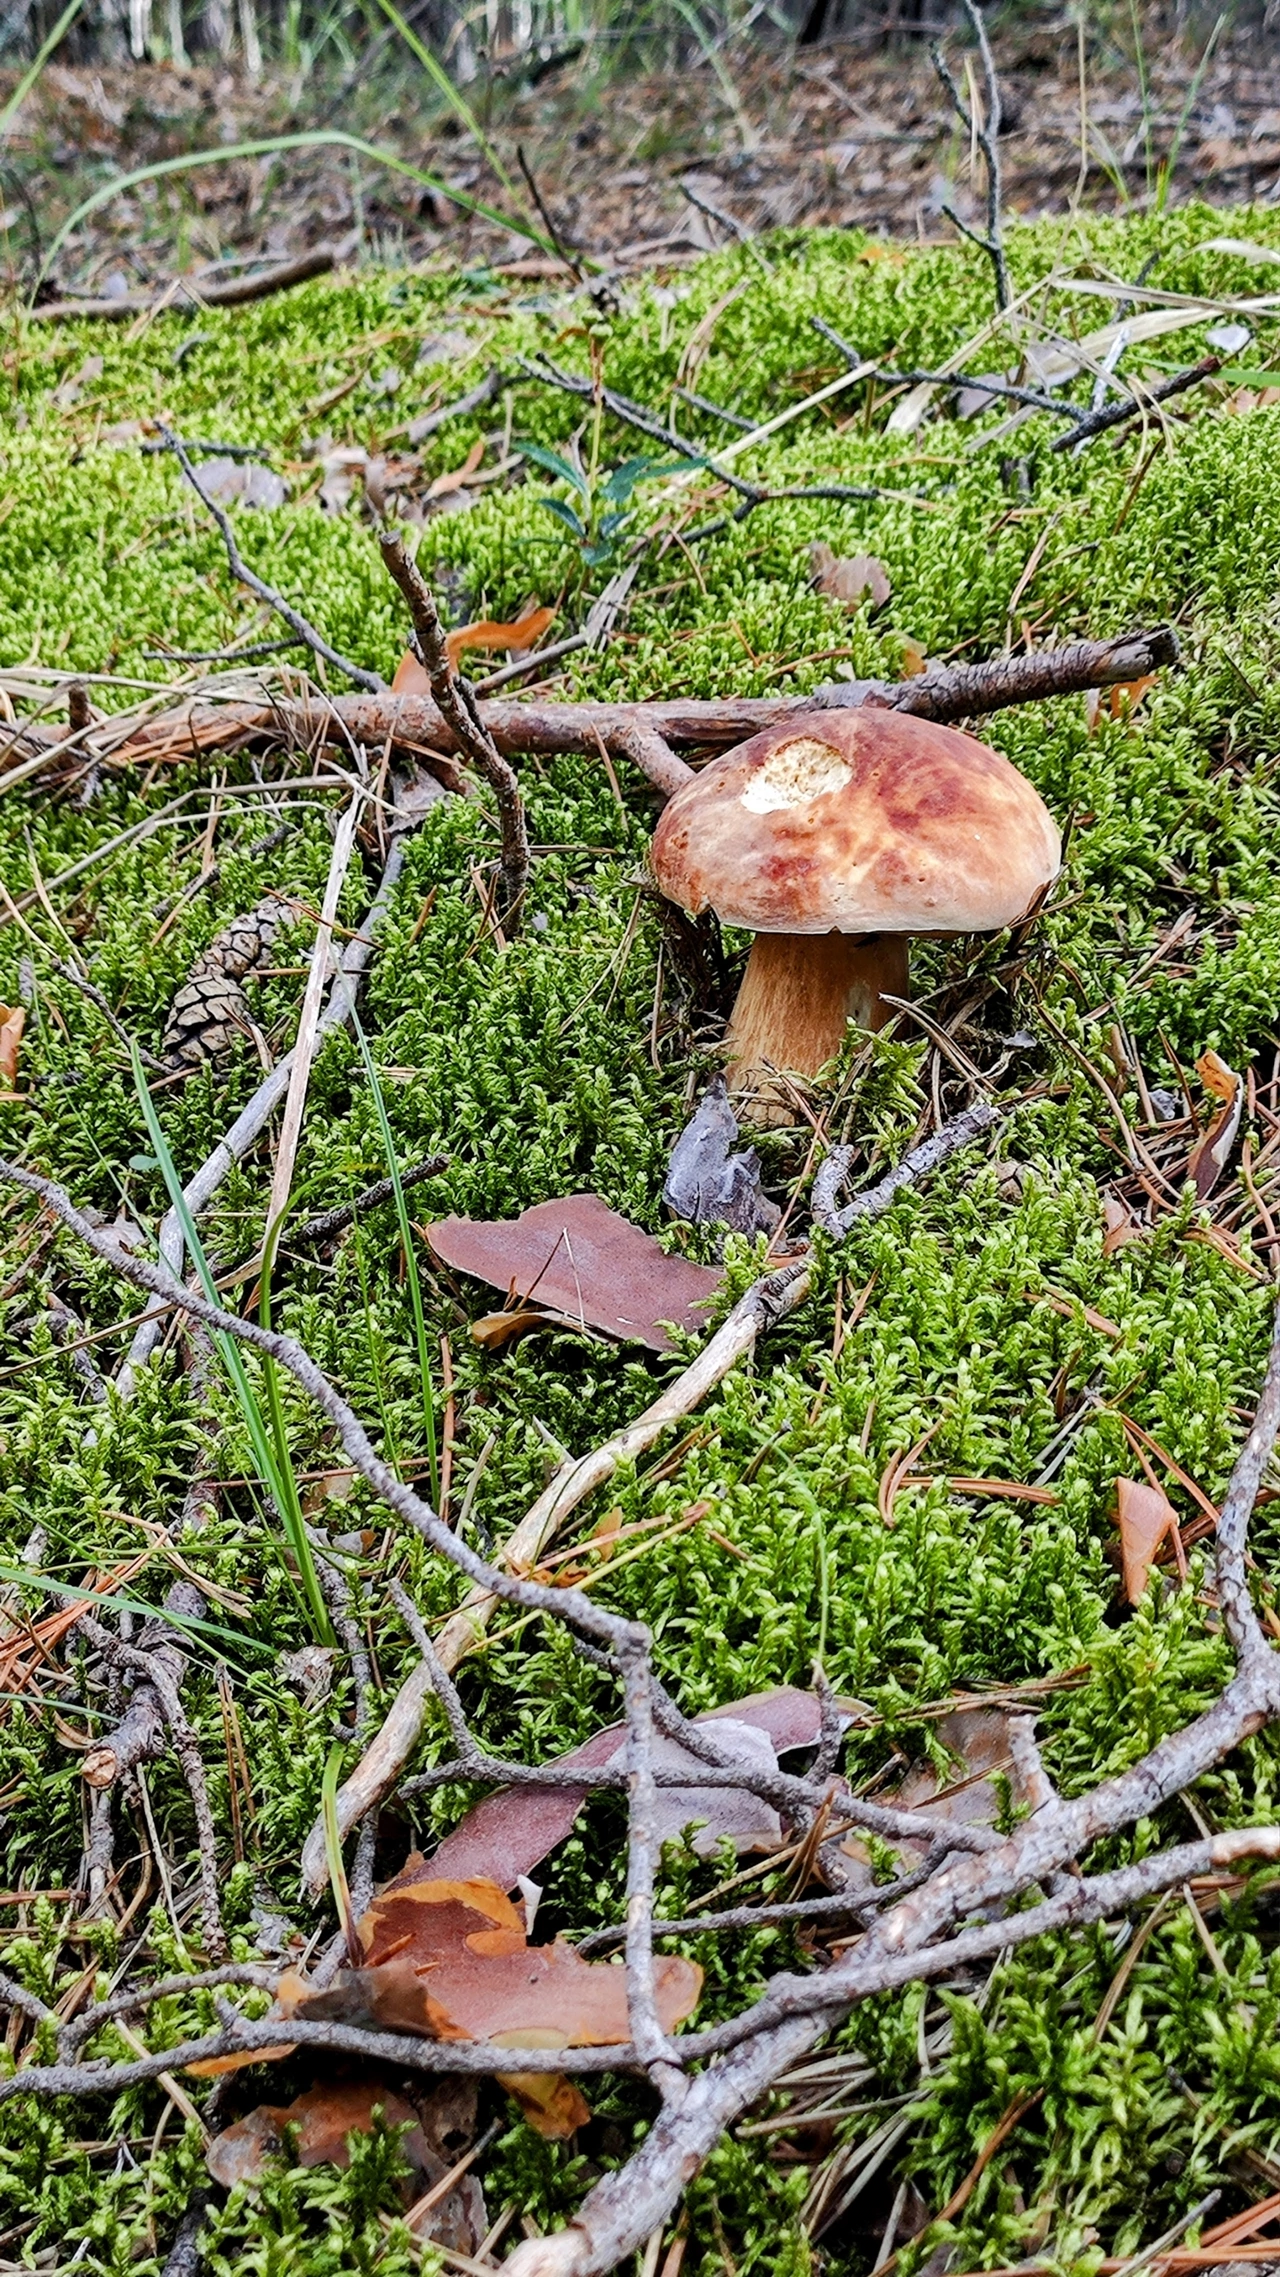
726, 932, 909, 1109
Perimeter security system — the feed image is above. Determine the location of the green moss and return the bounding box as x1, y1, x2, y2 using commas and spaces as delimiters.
5, 209, 1280, 2273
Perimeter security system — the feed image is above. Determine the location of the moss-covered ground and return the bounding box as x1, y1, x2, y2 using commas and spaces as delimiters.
8, 210, 1280, 2273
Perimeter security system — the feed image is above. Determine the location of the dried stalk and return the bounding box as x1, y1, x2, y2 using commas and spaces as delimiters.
299, 1254, 814, 1889
377, 527, 530, 923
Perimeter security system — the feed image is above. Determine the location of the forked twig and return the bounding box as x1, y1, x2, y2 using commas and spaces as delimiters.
158, 429, 385, 695
931, 0, 1011, 310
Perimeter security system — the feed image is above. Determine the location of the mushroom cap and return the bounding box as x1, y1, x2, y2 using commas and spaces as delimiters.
650, 707, 1061, 936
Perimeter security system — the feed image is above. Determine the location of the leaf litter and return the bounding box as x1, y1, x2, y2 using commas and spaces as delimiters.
426, 1192, 722, 1350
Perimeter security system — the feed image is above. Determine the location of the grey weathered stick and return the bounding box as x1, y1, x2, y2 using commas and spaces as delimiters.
160, 428, 385, 695
116, 835, 408, 1393
812, 1102, 1000, 1238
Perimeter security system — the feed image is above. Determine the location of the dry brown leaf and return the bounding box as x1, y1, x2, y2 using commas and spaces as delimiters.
445, 606, 556, 668
1116, 1475, 1180, 1604
207, 2080, 426, 2187
1102, 1193, 1142, 1255
426, 437, 485, 500
427, 1193, 722, 1352
809, 541, 891, 611
469, 1307, 566, 1350
840, 1707, 1032, 1883
420, 1687, 832, 1891
899, 636, 928, 677
307, 1874, 702, 2047
207, 2078, 488, 2238
1085, 673, 1159, 732
1188, 1048, 1242, 1201
0, 1005, 24, 1092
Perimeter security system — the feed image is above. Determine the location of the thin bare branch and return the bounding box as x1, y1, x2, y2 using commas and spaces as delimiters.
377, 527, 530, 923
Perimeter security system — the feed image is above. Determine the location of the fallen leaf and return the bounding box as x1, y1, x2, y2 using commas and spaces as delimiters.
279, 1875, 701, 2132
1188, 1049, 1242, 1200
193, 457, 288, 510
427, 1193, 722, 1352
445, 605, 556, 668
840, 1707, 1037, 1884
1116, 1475, 1181, 1604
420, 1688, 832, 1890
468, 1307, 572, 1350
427, 438, 485, 500
207, 2080, 426, 2187
0, 1004, 24, 1091
899, 636, 928, 677
1085, 674, 1159, 731
207, 2078, 487, 2242
663, 1077, 779, 1235
810, 540, 891, 610
1101, 1193, 1142, 1255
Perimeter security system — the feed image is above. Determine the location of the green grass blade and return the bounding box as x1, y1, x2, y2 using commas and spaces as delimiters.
0, 0, 83, 138
36, 130, 551, 298
130, 1043, 335, 1647
349, 1011, 439, 1509
0, 1561, 273, 1665
363, 0, 520, 201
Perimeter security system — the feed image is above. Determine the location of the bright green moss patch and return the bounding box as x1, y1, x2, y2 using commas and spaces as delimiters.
6, 210, 1280, 2272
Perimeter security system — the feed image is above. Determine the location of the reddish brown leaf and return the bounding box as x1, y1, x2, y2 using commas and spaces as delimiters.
1102, 1193, 1142, 1255
445, 606, 555, 668
809, 541, 891, 611
418, 1687, 830, 1890
427, 1193, 722, 1352
207, 2078, 488, 2241
1116, 1475, 1180, 1604
0, 1005, 24, 1092
1188, 1049, 1242, 1200
207, 2080, 426, 2187
283, 1875, 701, 2080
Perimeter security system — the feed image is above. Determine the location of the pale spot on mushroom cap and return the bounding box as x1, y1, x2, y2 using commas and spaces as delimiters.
740, 736, 853, 814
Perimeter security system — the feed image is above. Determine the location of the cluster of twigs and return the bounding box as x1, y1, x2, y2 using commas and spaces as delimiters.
6, 1115, 1280, 2275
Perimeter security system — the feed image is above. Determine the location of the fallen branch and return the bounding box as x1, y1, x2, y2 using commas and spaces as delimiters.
12, 629, 1181, 791
812, 1102, 1002, 1238
290, 1154, 449, 1250
10, 1154, 1280, 2277
1050, 354, 1223, 451
30, 247, 340, 325
931, 0, 1011, 310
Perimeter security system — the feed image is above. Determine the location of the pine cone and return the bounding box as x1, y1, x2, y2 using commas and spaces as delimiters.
162, 896, 289, 1072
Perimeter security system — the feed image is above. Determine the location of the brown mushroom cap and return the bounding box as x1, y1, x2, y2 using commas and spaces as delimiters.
650, 707, 1061, 936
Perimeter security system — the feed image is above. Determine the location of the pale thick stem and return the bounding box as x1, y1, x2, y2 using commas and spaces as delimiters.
726, 932, 909, 1109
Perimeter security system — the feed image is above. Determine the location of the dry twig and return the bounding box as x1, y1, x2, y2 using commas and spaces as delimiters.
377, 526, 530, 922
931, 0, 1011, 310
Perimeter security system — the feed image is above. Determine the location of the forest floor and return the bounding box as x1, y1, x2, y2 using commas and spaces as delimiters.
12, 89, 1280, 2277
10, 11, 1280, 298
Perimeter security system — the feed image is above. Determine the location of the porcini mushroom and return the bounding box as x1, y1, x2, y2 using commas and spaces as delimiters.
650, 706, 1059, 1111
